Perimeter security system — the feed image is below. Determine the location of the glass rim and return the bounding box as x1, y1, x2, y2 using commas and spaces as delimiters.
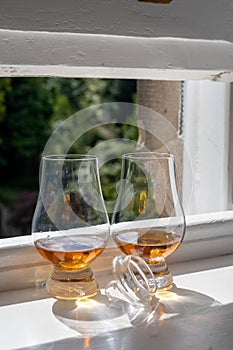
43, 154, 98, 161
122, 152, 174, 160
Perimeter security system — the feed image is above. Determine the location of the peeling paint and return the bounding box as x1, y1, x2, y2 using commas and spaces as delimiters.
211, 71, 230, 81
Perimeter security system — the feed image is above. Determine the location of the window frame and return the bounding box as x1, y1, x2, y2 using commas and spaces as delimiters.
182, 80, 231, 214
0, 29, 233, 81
1, 210, 233, 292
0, 29, 233, 291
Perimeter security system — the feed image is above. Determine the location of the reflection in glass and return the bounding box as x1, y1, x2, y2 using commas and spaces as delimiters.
112, 153, 185, 290
32, 155, 109, 300
105, 255, 160, 326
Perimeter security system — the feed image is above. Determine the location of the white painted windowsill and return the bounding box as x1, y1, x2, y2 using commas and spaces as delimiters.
0, 213, 232, 349
0, 251, 233, 350
0, 211, 233, 292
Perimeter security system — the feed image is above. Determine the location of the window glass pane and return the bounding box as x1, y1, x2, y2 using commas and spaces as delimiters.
0, 77, 137, 238
1, 78, 231, 239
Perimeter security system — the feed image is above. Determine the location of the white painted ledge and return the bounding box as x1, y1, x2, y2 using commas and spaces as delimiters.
0, 213, 232, 350
0, 30, 233, 81
0, 211, 233, 292
0, 254, 233, 350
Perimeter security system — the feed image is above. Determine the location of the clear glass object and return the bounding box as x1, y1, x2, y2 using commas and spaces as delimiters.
112, 152, 185, 290
106, 255, 157, 306
32, 154, 110, 300
105, 255, 160, 326
53, 255, 160, 336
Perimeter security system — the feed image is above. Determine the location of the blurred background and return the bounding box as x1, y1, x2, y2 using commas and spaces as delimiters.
0, 78, 137, 238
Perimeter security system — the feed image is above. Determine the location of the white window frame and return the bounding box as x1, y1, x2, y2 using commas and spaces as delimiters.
182, 80, 231, 214
0, 26, 233, 290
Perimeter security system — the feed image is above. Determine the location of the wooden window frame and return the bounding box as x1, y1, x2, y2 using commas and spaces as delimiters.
0, 27, 233, 290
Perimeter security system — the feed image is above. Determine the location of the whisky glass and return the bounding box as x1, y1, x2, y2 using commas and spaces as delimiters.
32, 155, 110, 300
112, 152, 185, 290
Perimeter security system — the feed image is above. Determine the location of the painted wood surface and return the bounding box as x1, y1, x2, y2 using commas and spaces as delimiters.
0, 29, 233, 80
1, 255, 233, 350
1, 0, 233, 42
0, 1, 233, 79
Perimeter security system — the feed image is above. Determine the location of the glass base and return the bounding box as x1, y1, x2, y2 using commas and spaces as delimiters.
46, 267, 98, 300
148, 259, 173, 291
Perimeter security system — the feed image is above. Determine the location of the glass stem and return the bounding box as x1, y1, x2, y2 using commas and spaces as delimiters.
148, 258, 173, 291
45, 267, 99, 300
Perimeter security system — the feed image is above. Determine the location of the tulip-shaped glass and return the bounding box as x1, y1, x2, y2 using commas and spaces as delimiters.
32, 155, 110, 300
112, 153, 185, 290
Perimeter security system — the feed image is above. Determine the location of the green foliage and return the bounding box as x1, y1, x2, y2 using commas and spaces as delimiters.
0, 186, 17, 205
49, 78, 136, 120
0, 78, 11, 164
0, 78, 56, 182
46, 78, 137, 206
0, 77, 137, 233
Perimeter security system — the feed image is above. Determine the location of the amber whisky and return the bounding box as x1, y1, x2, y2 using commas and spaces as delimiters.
35, 235, 105, 270
114, 228, 180, 265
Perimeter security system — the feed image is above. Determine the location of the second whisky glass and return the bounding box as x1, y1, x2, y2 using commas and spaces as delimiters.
32, 155, 109, 300
112, 152, 185, 290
